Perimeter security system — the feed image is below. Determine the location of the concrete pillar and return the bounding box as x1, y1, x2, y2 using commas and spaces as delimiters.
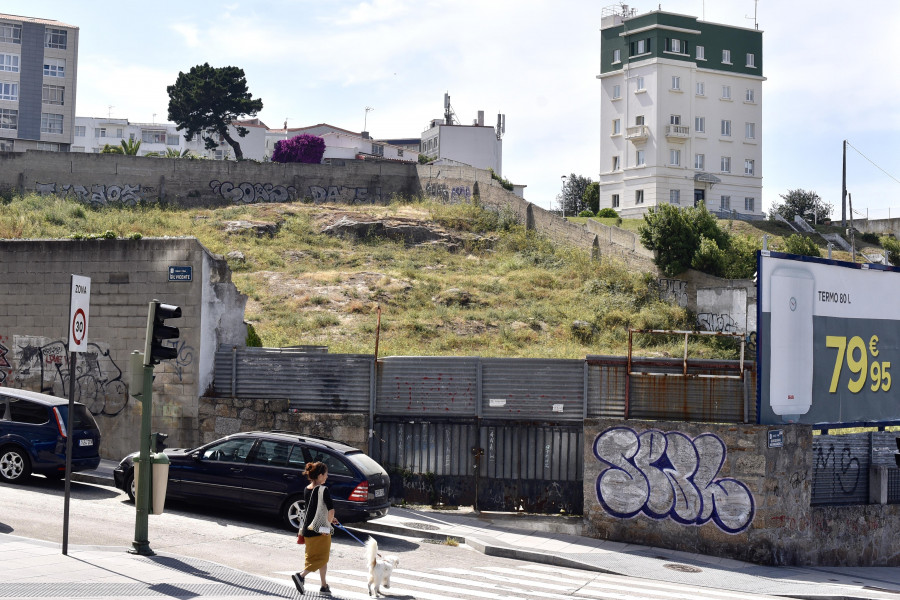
869, 465, 888, 505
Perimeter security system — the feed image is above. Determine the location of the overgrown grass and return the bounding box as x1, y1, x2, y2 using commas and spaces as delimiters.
2, 193, 743, 359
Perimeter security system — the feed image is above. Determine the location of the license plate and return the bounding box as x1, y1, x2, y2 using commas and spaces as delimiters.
79, 439, 93, 447
374, 488, 385, 498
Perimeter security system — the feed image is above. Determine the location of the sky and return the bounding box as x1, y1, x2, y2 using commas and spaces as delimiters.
5, 0, 900, 219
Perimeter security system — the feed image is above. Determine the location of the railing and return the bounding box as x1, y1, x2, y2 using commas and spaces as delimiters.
625, 125, 649, 140
665, 124, 690, 138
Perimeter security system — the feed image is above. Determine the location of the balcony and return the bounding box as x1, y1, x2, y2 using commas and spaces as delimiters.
665, 124, 690, 140
625, 125, 649, 142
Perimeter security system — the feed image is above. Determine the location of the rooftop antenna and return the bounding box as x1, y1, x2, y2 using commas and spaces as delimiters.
496, 113, 506, 140
107, 105, 114, 118
444, 92, 457, 126
364, 106, 374, 132
745, 0, 758, 29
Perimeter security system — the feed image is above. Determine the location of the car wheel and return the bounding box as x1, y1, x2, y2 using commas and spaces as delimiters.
125, 471, 136, 503
0, 446, 31, 483
282, 495, 305, 531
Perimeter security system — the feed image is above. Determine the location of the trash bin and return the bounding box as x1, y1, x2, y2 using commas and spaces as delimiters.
133, 452, 170, 515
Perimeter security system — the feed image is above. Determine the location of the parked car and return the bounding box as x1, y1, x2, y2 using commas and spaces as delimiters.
113, 431, 390, 529
0, 388, 102, 483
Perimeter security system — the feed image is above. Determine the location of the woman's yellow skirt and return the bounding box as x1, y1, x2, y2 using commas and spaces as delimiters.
304, 534, 332, 572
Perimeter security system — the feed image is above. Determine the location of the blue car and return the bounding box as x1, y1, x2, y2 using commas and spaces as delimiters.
113, 431, 390, 529
0, 388, 102, 482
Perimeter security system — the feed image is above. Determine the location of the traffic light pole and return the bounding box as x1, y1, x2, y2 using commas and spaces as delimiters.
130, 359, 155, 556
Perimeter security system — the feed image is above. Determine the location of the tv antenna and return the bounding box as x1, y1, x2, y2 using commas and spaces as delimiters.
107, 105, 114, 118
443, 93, 458, 126
364, 106, 374, 132
745, 0, 759, 29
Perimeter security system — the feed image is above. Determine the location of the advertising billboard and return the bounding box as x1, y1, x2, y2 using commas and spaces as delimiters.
758, 251, 900, 425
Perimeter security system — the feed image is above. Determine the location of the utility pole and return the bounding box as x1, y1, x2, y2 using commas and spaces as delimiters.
842, 139, 847, 227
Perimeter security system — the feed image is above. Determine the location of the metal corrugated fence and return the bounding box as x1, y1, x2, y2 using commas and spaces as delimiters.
213, 347, 372, 412
375, 356, 479, 416
811, 433, 870, 506
480, 358, 584, 422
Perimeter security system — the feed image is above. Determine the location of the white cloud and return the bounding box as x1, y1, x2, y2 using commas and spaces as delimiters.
170, 22, 201, 48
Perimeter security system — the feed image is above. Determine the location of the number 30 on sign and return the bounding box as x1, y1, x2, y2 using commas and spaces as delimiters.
826, 335, 891, 393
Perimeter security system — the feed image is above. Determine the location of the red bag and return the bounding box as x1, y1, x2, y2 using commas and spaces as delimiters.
297, 532, 305, 544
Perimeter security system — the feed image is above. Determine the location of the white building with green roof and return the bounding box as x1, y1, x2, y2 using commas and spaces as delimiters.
598, 6, 764, 218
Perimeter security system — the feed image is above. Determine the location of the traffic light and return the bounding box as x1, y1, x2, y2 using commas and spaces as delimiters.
895, 438, 900, 468
143, 300, 182, 366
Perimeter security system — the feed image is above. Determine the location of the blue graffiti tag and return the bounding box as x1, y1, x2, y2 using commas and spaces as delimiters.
592, 427, 755, 534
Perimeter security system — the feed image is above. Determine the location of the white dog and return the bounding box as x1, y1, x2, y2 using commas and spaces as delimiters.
366, 537, 399, 597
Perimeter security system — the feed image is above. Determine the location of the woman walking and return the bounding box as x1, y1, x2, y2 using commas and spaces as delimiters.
293, 461, 338, 595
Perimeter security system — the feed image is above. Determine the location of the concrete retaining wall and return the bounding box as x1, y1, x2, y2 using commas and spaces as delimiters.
0, 238, 246, 460
584, 418, 900, 566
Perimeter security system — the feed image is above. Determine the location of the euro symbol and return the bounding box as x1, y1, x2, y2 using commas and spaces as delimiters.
870, 335, 880, 358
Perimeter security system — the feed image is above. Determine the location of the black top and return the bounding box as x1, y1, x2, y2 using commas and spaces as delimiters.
302, 484, 334, 537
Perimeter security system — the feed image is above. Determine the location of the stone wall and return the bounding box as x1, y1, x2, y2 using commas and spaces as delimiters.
584, 418, 900, 566
197, 396, 369, 452
0, 238, 246, 459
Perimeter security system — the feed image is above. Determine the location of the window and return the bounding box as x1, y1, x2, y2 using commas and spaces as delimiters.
745, 122, 756, 139
695, 116, 705, 133
720, 195, 731, 210
611, 194, 620, 208
612, 155, 620, 171
612, 119, 621, 135
41, 113, 63, 134
745, 88, 755, 103
635, 190, 644, 204
746, 53, 756, 67
95, 128, 106, 137
8, 399, 48, 424
722, 49, 732, 64
0, 81, 17, 101
670, 189, 680, 204
666, 38, 685, 53
636, 150, 645, 166
670, 114, 681, 125
613, 49, 621, 63
694, 154, 705, 170
721, 156, 731, 172
721, 120, 731, 136
200, 438, 255, 463
115, 128, 123, 138
249, 440, 292, 467
0, 139, 12, 151
42, 84, 64, 105
305, 449, 354, 477
43, 58, 65, 77
0, 108, 18, 130
721, 85, 731, 100
669, 149, 681, 166
0, 53, 19, 73
0, 22, 21, 44
167, 134, 180, 145
44, 28, 67, 49
745, 159, 755, 175
671, 76, 681, 90
36, 142, 61, 152
635, 115, 645, 126
744, 197, 755, 211
696, 81, 705, 96
636, 76, 645, 91
142, 130, 166, 144
631, 38, 649, 55
74, 126, 86, 137
612, 84, 621, 99
696, 45, 705, 60
71, 146, 84, 152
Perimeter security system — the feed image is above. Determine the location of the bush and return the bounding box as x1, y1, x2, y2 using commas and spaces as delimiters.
272, 134, 325, 164
861, 231, 879, 245
246, 322, 262, 347
488, 168, 514, 191
578, 209, 594, 218
881, 236, 900, 266
596, 208, 618, 218
691, 235, 726, 276
781, 234, 821, 257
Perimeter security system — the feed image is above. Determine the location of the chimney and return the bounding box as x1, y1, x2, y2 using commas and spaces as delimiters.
477, 111, 484, 126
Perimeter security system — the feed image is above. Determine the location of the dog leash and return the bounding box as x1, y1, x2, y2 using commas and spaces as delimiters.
334, 523, 367, 547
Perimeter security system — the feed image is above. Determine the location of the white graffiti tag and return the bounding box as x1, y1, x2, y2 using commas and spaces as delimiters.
592, 427, 755, 533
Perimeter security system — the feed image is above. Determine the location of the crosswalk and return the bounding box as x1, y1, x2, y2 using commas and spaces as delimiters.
295, 563, 794, 600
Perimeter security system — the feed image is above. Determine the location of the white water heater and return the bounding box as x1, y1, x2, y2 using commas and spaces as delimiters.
768, 267, 815, 418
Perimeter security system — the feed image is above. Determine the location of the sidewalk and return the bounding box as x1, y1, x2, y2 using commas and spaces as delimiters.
2, 460, 895, 600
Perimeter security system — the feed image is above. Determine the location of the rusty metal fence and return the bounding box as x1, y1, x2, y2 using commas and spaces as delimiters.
213, 347, 753, 512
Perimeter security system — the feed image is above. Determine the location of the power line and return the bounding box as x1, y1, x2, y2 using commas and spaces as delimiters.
846, 140, 900, 186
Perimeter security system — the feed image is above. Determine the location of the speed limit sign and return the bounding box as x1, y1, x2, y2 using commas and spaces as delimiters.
69, 275, 91, 352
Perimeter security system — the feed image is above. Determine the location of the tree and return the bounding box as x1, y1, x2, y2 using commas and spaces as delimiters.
556, 174, 592, 216
781, 234, 821, 257
582, 182, 600, 215
272, 134, 326, 164
881, 236, 900, 267
166, 63, 263, 161
119, 138, 142, 155
768, 189, 832, 224
638, 203, 699, 276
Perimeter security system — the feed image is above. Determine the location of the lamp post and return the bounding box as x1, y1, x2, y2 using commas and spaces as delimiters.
560, 175, 568, 218
364, 107, 374, 133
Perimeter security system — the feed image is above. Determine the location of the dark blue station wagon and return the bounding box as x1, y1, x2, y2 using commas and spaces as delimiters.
114, 431, 390, 529
0, 388, 102, 482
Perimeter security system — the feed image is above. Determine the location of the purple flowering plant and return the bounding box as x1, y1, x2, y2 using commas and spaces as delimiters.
272, 134, 326, 164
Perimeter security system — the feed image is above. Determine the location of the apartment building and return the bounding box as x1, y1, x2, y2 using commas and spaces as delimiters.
420, 94, 505, 176
598, 7, 764, 217
0, 13, 78, 152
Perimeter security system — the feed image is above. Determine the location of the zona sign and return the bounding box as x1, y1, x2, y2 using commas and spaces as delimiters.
69, 275, 91, 353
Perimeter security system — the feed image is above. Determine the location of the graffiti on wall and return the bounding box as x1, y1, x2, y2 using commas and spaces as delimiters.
697, 312, 741, 333
425, 182, 471, 202
815, 442, 861, 495
9, 335, 128, 417
593, 426, 755, 533
37, 182, 151, 205
308, 185, 382, 204
165, 339, 195, 382
658, 278, 688, 307
209, 180, 298, 204
0, 335, 10, 386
